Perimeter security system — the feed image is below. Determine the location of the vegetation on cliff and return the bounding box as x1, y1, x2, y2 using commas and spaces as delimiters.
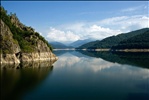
0, 6, 53, 53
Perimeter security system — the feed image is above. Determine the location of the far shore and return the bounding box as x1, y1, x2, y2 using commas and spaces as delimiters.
53, 48, 149, 52
112, 49, 149, 52
53, 48, 75, 51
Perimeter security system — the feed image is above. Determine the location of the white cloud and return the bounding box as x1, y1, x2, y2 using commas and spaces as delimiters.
61, 22, 85, 34
38, 32, 43, 35
99, 16, 128, 25
121, 6, 142, 12
57, 23, 122, 40
47, 27, 80, 42
121, 7, 140, 12
84, 25, 122, 39
98, 15, 149, 32
45, 15, 149, 43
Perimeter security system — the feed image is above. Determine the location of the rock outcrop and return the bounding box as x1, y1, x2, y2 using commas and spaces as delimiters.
0, 19, 21, 54
0, 19, 21, 63
0, 7, 58, 64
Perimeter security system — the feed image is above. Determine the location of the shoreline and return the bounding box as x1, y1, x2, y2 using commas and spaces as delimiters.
0, 52, 58, 64
54, 48, 149, 52
111, 49, 149, 52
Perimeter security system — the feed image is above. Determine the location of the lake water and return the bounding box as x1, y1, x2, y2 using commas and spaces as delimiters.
1, 51, 149, 100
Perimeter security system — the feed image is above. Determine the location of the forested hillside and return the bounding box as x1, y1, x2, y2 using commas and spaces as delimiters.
111, 30, 149, 49
77, 28, 149, 49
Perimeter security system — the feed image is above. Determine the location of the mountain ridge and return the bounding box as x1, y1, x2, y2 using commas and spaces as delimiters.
111, 30, 149, 50
77, 28, 149, 50
49, 41, 74, 49
69, 38, 96, 47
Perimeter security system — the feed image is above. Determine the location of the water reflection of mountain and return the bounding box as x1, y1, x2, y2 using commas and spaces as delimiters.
78, 50, 149, 69
54, 50, 89, 58
0, 60, 56, 100
53, 50, 73, 56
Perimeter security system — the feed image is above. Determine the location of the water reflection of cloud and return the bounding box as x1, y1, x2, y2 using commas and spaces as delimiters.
22, 52, 149, 100
128, 67, 149, 80
54, 53, 149, 80
54, 53, 120, 72
55, 54, 80, 67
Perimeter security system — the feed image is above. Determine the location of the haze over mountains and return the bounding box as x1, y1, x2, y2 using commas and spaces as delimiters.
49, 42, 73, 49
49, 28, 149, 50
49, 38, 96, 49
69, 38, 95, 47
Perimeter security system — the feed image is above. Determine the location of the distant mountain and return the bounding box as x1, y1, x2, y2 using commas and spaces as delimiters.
112, 30, 149, 49
76, 40, 100, 49
49, 42, 73, 49
69, 38, 96, 47
77, 28, 149, 49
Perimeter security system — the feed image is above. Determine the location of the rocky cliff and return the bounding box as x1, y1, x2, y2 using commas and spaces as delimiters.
0, 6, 58, 63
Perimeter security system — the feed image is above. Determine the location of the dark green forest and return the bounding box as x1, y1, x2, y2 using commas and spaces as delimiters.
112, 30, 149, 49
77, 28, 149, 50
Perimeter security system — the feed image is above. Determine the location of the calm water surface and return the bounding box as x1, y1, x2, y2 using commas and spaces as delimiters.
1, 51, 149, 100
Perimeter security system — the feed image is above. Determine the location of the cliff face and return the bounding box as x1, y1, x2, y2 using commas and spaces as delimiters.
0, 7, 58, 63
0, 19, 21, 63
0, 19, 21, 54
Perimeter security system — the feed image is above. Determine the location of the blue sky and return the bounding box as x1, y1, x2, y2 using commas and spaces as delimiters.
1, 1, 149, 43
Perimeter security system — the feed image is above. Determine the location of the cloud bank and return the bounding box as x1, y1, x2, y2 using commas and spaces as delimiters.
46, 15, 149, 43
47, 27, 80, 42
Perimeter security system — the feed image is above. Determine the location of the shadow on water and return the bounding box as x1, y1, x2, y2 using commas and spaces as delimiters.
78, 50, 149, 69
0, 60, 57, 100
